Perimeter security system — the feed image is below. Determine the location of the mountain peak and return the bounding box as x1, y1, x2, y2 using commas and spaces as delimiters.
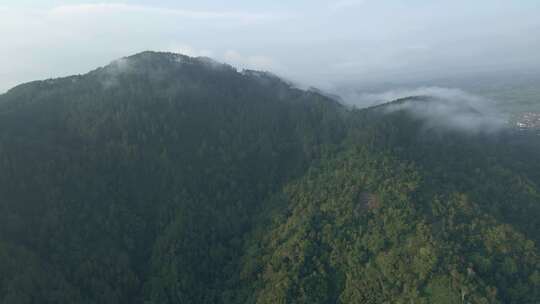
95, 51, 236, 78
1, 50, 540, 304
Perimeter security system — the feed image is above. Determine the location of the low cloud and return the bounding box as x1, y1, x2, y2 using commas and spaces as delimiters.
1, 1, 539, 94
165, 44, 214, 58
223, 50, 277, 71
347, 87, 509, 133
0, 3, 288, 92
99, 57, 133, 89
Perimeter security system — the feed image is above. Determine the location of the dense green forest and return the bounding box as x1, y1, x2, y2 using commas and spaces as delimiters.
1, 52, 539, 303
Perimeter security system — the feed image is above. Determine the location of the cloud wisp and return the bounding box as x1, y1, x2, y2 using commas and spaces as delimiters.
48, 3, 284, 23
1, 1, 539, 94
0, 3, 288, 93
354, 87, 509, 134
330, 0, 367, 11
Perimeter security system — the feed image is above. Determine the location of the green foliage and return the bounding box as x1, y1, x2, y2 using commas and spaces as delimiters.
1, 52, 539, 303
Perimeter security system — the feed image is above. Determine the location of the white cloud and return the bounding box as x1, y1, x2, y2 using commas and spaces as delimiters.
336, 86, 509, 133
377, 87, 508, 133
330, 0, 366, 11
164, 44, 214, 58
223, 50, 277, 71
0, 1, 538, 93
405, 44, 430, 51
0, 3, 288, 92
48, 3, 278, 24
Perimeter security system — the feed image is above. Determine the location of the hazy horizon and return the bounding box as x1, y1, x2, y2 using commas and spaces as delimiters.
2, 1, 540, 93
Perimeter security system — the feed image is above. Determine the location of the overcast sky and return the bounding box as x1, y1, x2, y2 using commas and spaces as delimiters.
1, 0, 540, 93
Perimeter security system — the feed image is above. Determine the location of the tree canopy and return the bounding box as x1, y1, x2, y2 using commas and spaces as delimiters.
1, 52, 539, 303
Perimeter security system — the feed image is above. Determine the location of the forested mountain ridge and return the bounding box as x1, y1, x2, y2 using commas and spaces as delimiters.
1, 52, 539, 303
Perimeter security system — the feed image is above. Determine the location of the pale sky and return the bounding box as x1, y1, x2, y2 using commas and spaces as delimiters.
1, 0, 540, 92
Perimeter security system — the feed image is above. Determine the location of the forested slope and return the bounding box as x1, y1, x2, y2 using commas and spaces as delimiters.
0, 52, 539, 303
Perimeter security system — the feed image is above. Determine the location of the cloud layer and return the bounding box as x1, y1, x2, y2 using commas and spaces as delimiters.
363, 87, 509, 133
0, 3, 285, 92
1, 1, 539, 93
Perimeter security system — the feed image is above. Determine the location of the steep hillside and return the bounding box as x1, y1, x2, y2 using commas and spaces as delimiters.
0, 52, 539, 303
0, 52, 346, 303
236, 98, 540, 303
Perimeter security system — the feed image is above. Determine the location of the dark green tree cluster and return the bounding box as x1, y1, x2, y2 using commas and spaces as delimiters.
236, 146, 540, 303
0, 52, 539, 303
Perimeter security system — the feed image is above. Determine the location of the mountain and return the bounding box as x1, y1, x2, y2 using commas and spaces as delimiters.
1, 51, 539, 304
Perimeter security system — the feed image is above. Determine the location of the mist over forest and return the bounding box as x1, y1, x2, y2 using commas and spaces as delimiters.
1, 1, 540, 304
